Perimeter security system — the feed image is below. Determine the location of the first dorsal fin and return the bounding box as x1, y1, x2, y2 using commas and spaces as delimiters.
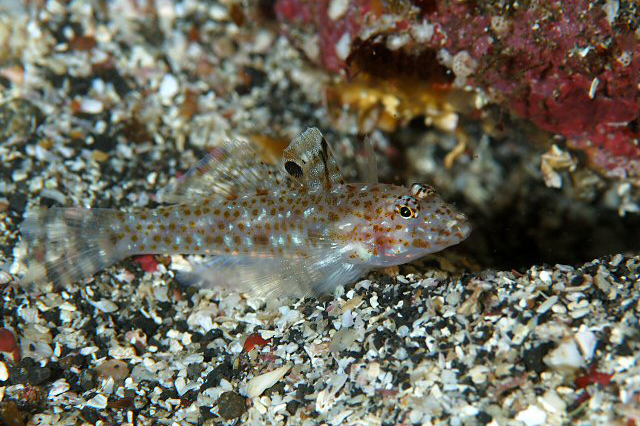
158, 129, 344, 204
281, 128, 345, 192
157, 139, 289, 204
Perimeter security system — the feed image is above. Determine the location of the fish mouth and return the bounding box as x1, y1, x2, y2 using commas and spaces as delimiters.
450, 212, 472, 241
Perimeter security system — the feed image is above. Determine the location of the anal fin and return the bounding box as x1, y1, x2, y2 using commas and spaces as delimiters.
182, 250, 367, 299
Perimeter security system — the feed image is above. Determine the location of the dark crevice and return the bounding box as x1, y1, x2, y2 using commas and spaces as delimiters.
389, 119, 640, 271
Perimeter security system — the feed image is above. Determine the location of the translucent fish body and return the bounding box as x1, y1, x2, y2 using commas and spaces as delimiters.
19, 128, 471, 298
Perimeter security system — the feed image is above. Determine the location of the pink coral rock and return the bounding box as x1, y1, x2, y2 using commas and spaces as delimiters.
275, 0, 640, 180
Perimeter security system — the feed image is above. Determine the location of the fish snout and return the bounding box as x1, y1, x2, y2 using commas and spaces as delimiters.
452, 212, 472, 241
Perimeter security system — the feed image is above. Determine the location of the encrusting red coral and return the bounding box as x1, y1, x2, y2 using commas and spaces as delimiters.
275, 0, 640, 181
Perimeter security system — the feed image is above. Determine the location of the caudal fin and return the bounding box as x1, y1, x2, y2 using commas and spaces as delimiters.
18, 207, 125, 289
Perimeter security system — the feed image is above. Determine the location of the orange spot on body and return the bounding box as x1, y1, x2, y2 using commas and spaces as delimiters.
412, 239, 430, 248
253, 234, 270, 245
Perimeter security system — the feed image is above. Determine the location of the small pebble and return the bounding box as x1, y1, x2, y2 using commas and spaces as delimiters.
91, 150, 109, 163
539, 390, 567, 413
217, 391, 247, 420
80, 98, 104, 114
538, 270, 552, 285
575, 327, 597, 361
544, 339, 585, 371
0, 361, 8, 381
49, 379, 70, 398
95, 359, 129, 380
0, 98, 42, 141
90, 299, 119, 313
537, 295, 558, 314
468, 365, 489, 385
515, 405, 547, 426
28, 364, 52, 386
0, 329, 18, 353
86, 394, 108, 410
159, 74, 179, 99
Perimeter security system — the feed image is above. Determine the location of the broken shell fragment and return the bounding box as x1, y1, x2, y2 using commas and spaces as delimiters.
244, 364, 291, 398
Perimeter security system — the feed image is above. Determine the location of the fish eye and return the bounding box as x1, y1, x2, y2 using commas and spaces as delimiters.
399, 206, 413, 218
395, 195, 420, 219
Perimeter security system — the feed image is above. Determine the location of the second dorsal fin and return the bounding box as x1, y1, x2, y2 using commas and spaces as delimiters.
157, 139, 289, 203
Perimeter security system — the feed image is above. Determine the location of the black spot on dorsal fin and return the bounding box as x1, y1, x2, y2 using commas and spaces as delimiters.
285, 161, 304, 178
